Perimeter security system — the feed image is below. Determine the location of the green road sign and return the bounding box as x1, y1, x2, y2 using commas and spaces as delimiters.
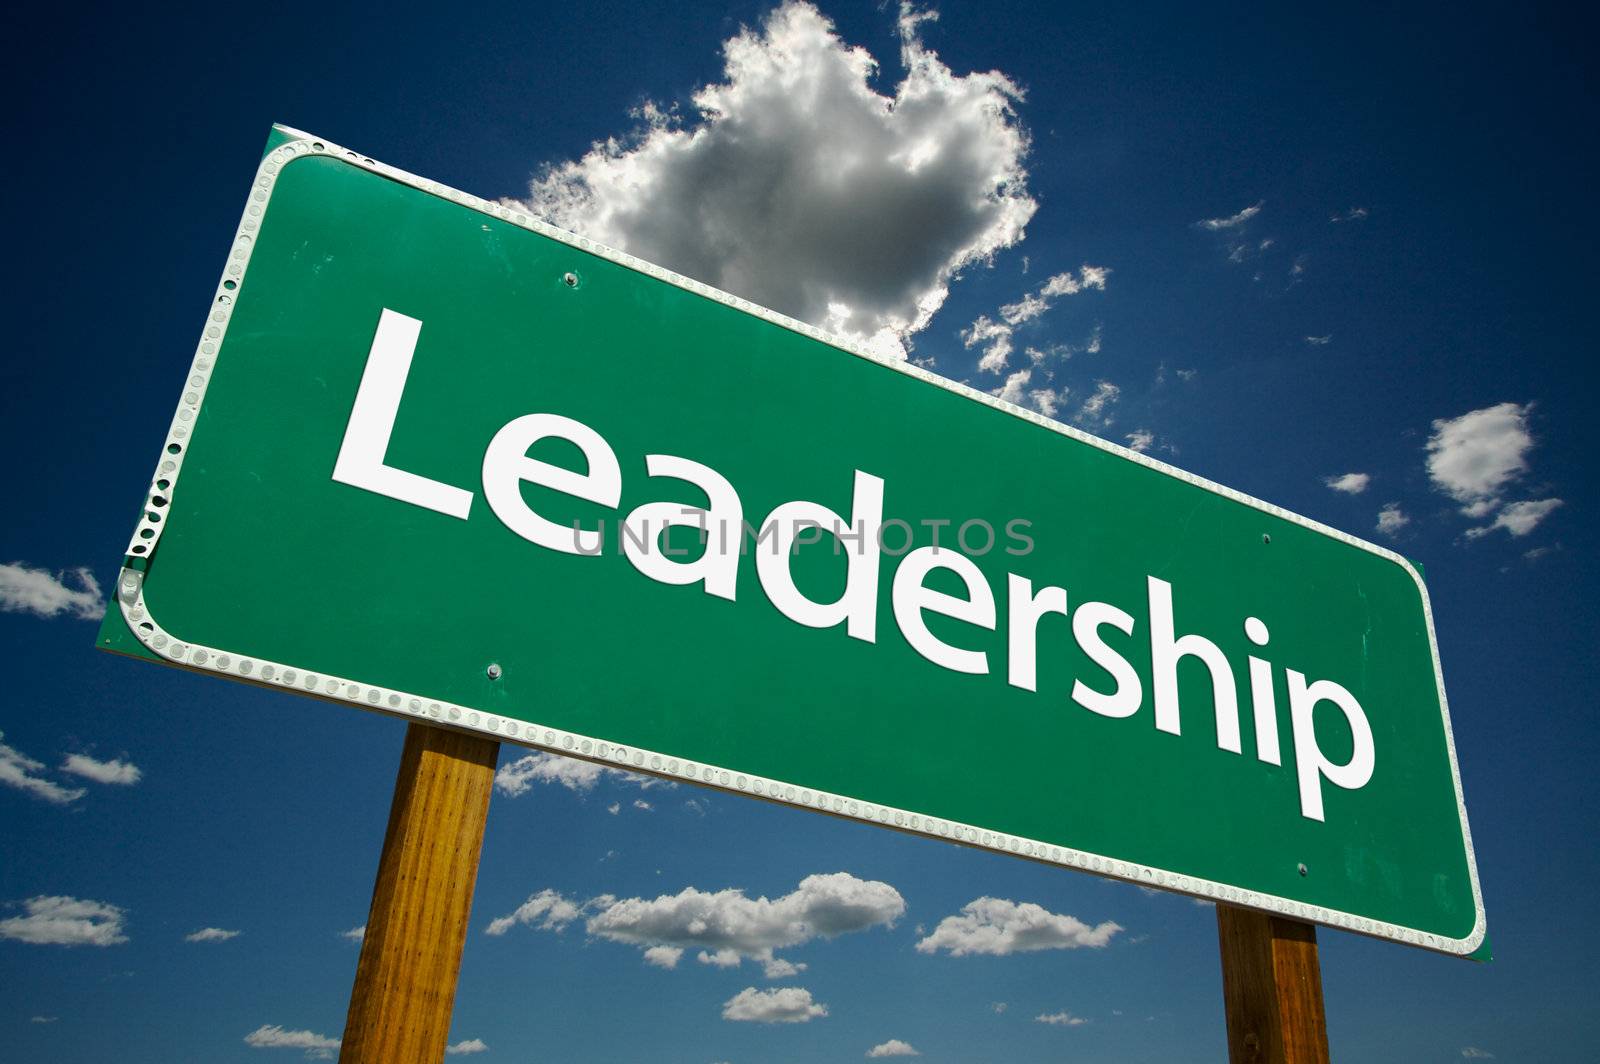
100, 125, 1484, 955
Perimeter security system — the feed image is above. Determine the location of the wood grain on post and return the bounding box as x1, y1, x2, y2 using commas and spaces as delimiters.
1216, 904, 1330, 1064
340, 723, 500, 1064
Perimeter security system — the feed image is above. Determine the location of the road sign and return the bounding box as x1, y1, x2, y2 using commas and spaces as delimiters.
100, 125, 1484, 955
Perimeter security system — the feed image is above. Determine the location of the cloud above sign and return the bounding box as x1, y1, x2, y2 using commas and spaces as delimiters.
519, 1, 1035, 358
914, 896, 1121, 955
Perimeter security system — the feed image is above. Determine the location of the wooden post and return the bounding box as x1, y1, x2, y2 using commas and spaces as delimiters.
1216, 904, 1330, 1064
340, 723, 500, 1064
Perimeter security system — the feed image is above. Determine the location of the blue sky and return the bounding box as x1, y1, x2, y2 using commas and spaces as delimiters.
3, 1, 1595, 1061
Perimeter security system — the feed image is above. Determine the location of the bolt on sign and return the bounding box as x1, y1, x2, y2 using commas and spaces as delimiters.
100, 125, 1484, 956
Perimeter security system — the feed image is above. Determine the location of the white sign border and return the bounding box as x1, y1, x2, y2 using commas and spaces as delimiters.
113, 125, 1486, 957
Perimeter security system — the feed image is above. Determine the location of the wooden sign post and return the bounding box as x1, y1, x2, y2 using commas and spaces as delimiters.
1217, 905, 1330, 1063
339, 723, 500, 1064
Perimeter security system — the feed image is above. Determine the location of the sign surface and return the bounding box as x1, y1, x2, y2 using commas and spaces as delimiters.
101, 126, 1484, 954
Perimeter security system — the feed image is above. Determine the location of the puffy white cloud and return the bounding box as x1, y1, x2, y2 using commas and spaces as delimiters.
0, 733, 85, 805
1426, 402, 1534, 516
1323, 472, 1370, 495
494, 751, 663, 797
520, 1, 1036, 358
1376, 504, 1410, 537
488, 872, 903, 973
963, 315, 1015, 374
0, 896, 127, 947
244, 1025, 340, 1059
484, 889, 584, 937
914, 897, 1121, 956
763, 956, 808, 979
643, 945, 683, 968
1196, 201, 1263, 230
1126, 430, 1155, 454
1465, 498, 1563, 539
588, 872, 903, 970
989, 366, 1066, 419
0, 563, 102, 621
60, 753, 141, 786
867, 1038, 921, 1056
185, 927, 240, 942
966, 267, 1108, 374
1076, 380, 1121, 426
1036, 1010, 1089, 1026
340, 925, 365, 942
722, 986, 828, 1023
999, 265, 1109, 326
446, 1038, 489, 1055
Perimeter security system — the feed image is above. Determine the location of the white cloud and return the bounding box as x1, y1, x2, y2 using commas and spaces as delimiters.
520, 1, 1035, 358
698, 948, 742, 968
1330, 207, 1369, 223
60, 753, 142, 786
1125, 429, 1154, 453
964, 315, 1015, 374
0, 733, 86, 805
446, 1038, 489, 1055
763, 956, 808, 979
643, 945, 683, 969
1465, 497, 1563, 539
915, 897, 1121, 956
0, 896, 127, 947
1196, 201, 1263, 230
607, 802, 620, 815
999, 265, 1109, 325
1076, 380, 1121, 426
1426, 402, 1534, 515
632, 799, 653, 812
340, 925, 365, 942
244, 1025, 340, 1059
494, 751, 663, 797
1305, 334, 1333, 346
1460, 1049, 1494, 1059
31, 1015, 58, 1023
484, 888, 584, 937
1376, 503, 1410, 537
991, 1002, 1008, 1013
1323, 472, 1370, 495
1036, 1010, 1089, 1026
0, 563, 102, 620
185, 927, 240, 942
722, 986, 828, 1024
587, 872, 903, 969
867, 1038, 921, 1057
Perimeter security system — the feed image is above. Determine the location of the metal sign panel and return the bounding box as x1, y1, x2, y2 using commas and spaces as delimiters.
99, 126, 1484, 955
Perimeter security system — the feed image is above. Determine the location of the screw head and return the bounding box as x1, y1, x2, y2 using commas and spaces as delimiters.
486, 663, 503, 680
562, 271, 579, 288
1297, 862, 1309, 877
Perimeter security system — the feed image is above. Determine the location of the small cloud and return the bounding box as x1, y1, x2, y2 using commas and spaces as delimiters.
30, 1016, 59, 1023
0, 896, 127, 947
1304, 334, 1333, 346
1465, 498, 1563, 539
185, 927, 241, 943
643, 945, 683, 969
1377, 504, 1410, 537
1036, 1010, 1089, 1026
698, 948, 744, 968
722, 986, 828, 1024
1323, 472, 1370, 495
244, 1024, 340, 1059
1076, 381, 1121, 427
915, 897, 1121, 956
607, 802, 620, 815
1330, 207, 1369, 223
1125, 430, 1155, 454
1523, 544, 1559, 562
484, 889, 584, 937
867, 1038, 920, 1057
632, 799, 653, 812
1289, 254, 1309, 277
494, 751, 667, 798
340, 925, 365, 943
763, 956, 808, 979
60, 754, 142, 786
991, 1002, 1008, 1013
1176, 368, 1197, 382
683, 798, 708, 816
446, 1038, 489, 1055
1196, 201, 1264, 231
1460, 1050, 1494, 1060
1426, 402, 1535, 516
0, 563, 103, 621
0, 733, 86, 805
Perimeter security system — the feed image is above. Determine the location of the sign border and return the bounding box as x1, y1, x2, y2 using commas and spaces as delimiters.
111, 124, 1485, 955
